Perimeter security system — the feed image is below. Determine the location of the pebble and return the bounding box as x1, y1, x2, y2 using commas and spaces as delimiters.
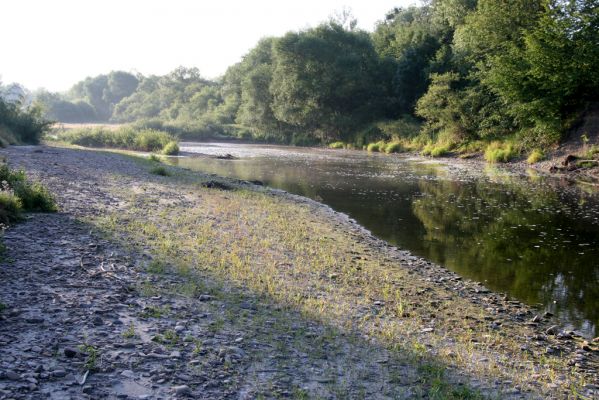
172, 385, 192, 396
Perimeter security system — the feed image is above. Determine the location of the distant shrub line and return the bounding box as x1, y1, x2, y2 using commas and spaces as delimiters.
57, 126, 180, 155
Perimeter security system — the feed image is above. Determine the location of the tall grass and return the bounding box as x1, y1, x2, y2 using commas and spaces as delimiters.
0, 163, 57, 224
484, 142, 518, 163
57, 126, 179, 154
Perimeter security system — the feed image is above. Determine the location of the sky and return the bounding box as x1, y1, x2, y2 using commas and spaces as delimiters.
1, 0, 417, 92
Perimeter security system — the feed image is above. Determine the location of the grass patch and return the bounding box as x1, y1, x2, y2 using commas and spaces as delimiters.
162, 141, 180, 155
150, 166, 170, 176
328, 141, 345, 149
484, 142, 518, 163
148, 154, 162, 162
367, 141, 385, 152
384, 142, 403, 154
56, 126, 178, 153
0, 163, 57, 223
527, 149, 545, 164
422, 143, 451, 157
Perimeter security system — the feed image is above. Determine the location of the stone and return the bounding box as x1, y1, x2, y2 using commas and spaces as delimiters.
64, 348, 78, 358
120, 370, 136, 379
172, 385, 192, 396
5, 371, 20, 380
545, 325, 559, 335
52, 369, 67, 378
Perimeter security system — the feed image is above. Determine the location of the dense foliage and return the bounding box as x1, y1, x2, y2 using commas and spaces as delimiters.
33, 0, 599, 153
0, 82, 51, 146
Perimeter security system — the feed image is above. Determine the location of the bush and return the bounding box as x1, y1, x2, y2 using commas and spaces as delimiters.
14, 182, 57, 212
329, 141, 345, 149
148, 154, 162, 162
0, 191, 23, 224
162, 141, 180, 155
384, 142, 403, 154
0, 163, 56, 223
484, 142, 518, 163
0, 99, 50, 145
527, 149, 545, 164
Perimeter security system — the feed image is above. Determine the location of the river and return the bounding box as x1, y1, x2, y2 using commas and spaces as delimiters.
167, 142, 599, 338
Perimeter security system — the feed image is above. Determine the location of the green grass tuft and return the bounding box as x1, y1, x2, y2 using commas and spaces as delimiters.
484, 142, 518, 163
328, 141, 345, 149
150, 166, 170, 176
384, 142, 403, 154
162, 141, 180, 155
526, 149, 545, 164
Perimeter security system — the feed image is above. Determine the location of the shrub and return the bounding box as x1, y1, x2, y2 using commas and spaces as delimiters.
14, 182, 57, 212
148, 154, 162, 162
384, 142, 403, 154
0, 163, 57, 219
328, 141, 345, 149
484, 142, 518, 163
527, 149, 545, 164
0, 191, 23, 224
162, 141, 180, 155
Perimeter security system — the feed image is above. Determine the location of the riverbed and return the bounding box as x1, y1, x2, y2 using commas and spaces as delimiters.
168, 142, 599, 338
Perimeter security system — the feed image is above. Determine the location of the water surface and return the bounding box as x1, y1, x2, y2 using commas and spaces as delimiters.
169, 142, 599, 338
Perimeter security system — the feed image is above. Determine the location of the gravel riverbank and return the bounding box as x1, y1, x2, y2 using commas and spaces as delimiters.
0, 145, 597, 399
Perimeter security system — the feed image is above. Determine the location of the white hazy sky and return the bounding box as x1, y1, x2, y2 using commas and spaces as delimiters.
2, 0, 417, 92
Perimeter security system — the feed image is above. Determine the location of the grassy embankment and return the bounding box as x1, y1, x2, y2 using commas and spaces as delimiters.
50, 125, 180, 155
81, 150, 595, 399
326, 117, 599, 168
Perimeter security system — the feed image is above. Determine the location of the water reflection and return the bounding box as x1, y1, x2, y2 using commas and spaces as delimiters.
169, 142, 599, 337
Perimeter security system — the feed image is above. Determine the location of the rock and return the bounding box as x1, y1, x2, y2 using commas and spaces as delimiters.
545, 325, 559, 335
198, 294, 214, 302
120, 370, 136, 379
170, 350, 182, 358
25, 316, 44, 324
52, 369, 67, 378
172, 385, 192, 396
201, 180, 231, 190
5, 371, 20, 380
64, 348, 78, 358
421, 328, 434, 333
92, 316, 104, 326
174, 325, 185, 333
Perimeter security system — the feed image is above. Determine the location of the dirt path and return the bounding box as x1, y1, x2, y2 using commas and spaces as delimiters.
0, 145, 597, 399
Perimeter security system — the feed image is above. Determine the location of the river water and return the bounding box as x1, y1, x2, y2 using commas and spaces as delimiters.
168, 142, 599, 338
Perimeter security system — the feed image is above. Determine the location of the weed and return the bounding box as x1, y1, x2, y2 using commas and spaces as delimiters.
150, 166, 170, 176
148, 154, 162, 162
122, 323, 137, 339
384, 142, 403, 154
484, 142, 518, 163
140, 305, 168, 318
328, 141, 345, 149
527, 149, 545, 164
147, 259, 166, 274
162, 141, 180, 155
78, 343, 100, 371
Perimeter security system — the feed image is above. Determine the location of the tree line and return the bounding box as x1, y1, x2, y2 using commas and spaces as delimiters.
33, 0, 599, 151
